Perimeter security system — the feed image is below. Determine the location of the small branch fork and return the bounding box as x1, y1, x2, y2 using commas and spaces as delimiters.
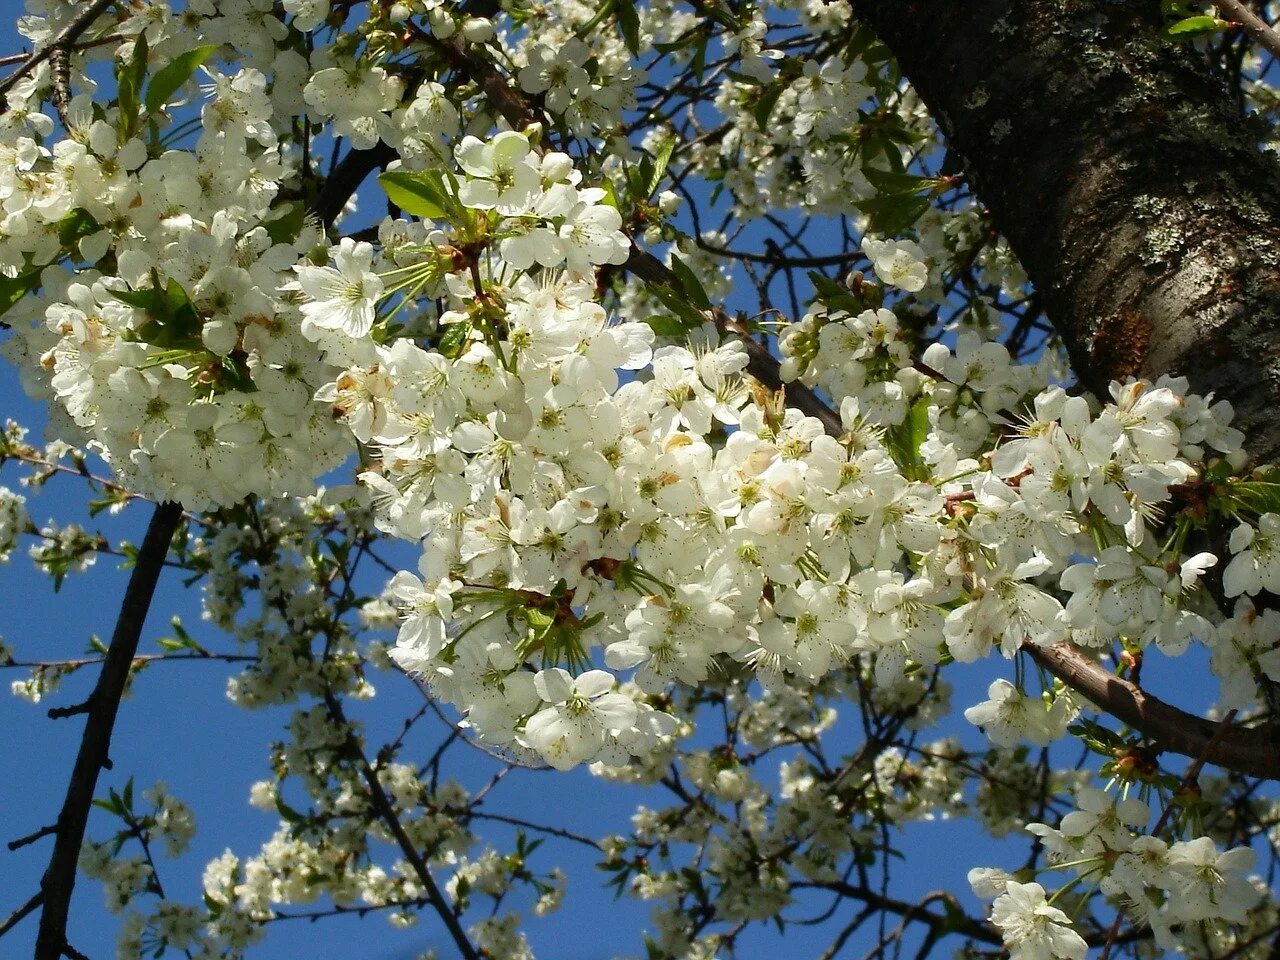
323, 690, 481, 960
0, 0, 116, 103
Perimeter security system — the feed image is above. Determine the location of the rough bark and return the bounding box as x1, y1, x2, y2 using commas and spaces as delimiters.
853, 0, 1280, 466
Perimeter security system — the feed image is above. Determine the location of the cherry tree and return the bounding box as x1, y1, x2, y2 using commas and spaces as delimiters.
0, 1, 1279, 959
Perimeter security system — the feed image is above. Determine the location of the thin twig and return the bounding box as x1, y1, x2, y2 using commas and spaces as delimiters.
9, 822, 58, 851
1215, 0, 1280, 60
322, 689, 481, 960
0, 891, 43, 938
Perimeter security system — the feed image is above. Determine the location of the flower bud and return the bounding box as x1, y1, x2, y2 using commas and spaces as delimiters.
461, 16, 495, 43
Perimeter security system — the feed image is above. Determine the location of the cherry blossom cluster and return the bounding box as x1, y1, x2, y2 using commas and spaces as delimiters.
1, 0, 1278, 958
973, 788, 1265, 958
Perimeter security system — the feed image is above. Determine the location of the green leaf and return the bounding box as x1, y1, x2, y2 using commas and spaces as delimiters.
615, 0, 641, 55
645, 138, 675, 198
111, 273, 203, 348
116, 34, 149, 137
807, 270, 863, 313
378, 170, 453, 221
145, 44, 219, 113
1067, 718, 1126, 756
1165, 14, 1229, 38
264, 201, 306, 246
725, 69, 765, 87
55, 208, 99, 249
217, 354, 258, 393
668, 255, 711, 310
436, 319, 473, 358
631, 156, 653, 202
0, 269, 42, 319
1219, 479, 1280, 516
648, 280, 707, 330
599, 177, 620, 211
862, 166, 931, 195
753, 82, 785, 131
642, 314, 699, 337
884, 397, 931, 480
854, 192, 932, 235
690, 37, 707, 82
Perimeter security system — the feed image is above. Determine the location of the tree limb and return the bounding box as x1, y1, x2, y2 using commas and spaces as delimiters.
0, 892, 43, 939
34, 501, 183, 960
0, 0, 116, 103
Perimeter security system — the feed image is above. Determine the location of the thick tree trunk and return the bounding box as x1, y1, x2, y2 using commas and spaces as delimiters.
854, 0, 1280, 465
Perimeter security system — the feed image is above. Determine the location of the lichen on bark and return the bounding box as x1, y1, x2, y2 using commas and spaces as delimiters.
854, 0, 1280, 464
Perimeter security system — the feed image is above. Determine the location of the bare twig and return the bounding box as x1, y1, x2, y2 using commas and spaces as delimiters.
1215, 0, 1280, 61
9, 823, 58, 851
0, 892, 43, 938
0, 651, 258, 672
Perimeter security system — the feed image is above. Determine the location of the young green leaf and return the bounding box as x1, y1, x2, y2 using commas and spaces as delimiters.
753, 82, 785, 131
0, 269, 42, 319
645, 138, 676, 198
1165, 14, 1230, 38
145, 43, 220, 112
615, 0, 641, 55
378, 170, 453, 221
669, 254, 712, 310
116, 34, 149, 137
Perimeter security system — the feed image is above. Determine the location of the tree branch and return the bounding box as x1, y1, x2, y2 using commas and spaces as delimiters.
802, 882, 1000, 946
33, 501, 183, 960
0, 892, 43, 939
1215, 0, 1280, 60
0, 0, 116, 103
1024, 645, 1277, 778
322, 689, 480, 960
312, 142, 396, 229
